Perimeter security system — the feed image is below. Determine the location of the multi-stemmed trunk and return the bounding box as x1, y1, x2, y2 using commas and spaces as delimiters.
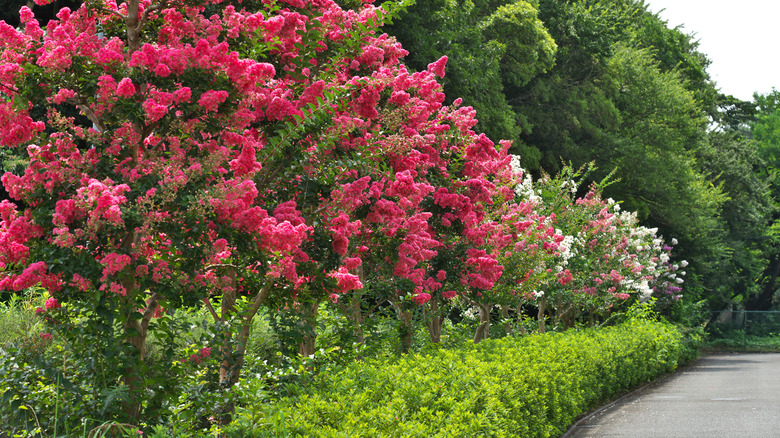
297, 300, 321, 357
426, 298, 445, 344
393, 303, 415, 353
341, 265, 366, 346
537, 294, 547, 333
202, 270, 271, 424
472, 302, 493, 344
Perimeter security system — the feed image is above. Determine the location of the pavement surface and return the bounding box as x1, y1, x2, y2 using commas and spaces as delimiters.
564, 353, 780, 438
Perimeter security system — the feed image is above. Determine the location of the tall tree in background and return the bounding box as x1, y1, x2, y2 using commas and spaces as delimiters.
739, 90, 780, 309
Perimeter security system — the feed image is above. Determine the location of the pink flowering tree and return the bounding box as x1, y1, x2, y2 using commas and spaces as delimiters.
0, 0, 536, 424
487, 161, 681, 334
0, 0, 430, 423
468, 156, 568, 338
318, 54, 517, 349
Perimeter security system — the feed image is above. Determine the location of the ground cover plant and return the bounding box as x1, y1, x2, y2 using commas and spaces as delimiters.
0, 0, 694, 434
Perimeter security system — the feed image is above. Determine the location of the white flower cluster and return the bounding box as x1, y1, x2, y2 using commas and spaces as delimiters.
557, 234, 577, 266
463, 306, 479, 319
509, 154, 524, 175
561, 179, 578, 195
517, 173, 540, 202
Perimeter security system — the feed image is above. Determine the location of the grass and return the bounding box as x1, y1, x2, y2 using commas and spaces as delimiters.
0, 289, 46, 349
702, 330, 780, 352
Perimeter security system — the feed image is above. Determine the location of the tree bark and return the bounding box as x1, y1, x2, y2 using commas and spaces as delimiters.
119, 231, 154, 421
297, 300, 320, 357
426, 298, 444, 344
350, 294, 365, 345
394, 304, 414, 353
218, 281, 270, 388
473, 303, 492, 343
341, 265, 366, 345
537, 295, 547, 334
500, 305, 512, 336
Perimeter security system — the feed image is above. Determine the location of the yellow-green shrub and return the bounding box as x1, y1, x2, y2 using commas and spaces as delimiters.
227, 319, 686, 437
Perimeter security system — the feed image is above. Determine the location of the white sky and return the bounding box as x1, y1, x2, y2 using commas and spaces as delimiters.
643, 0, 780, 101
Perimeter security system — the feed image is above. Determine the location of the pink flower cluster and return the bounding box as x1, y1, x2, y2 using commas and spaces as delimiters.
100, 253, 132, 280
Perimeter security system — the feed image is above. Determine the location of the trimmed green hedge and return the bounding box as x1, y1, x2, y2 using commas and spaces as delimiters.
227, 318, 688, 437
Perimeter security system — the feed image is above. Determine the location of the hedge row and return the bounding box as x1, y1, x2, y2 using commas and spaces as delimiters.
227, 318, 689, 437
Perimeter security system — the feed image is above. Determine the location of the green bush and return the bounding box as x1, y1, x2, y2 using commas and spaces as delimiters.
226, 318, 687, 437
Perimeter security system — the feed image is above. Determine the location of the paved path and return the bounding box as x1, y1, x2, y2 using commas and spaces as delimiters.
565, 353, 780, 437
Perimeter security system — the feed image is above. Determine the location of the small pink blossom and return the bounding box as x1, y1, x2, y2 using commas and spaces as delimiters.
116, 78, 136, 97
44, 297, 61, 310
100, 253, 132, 280
412, 293, 431, 305
229, 143, 261, 176
71, 274, 92, 292
106, 282, 126, 296
154, 63, 171, 77
198, 90, 229, 112
427, 56, 448, 78
173, 87, 192, 103
442, 290, 457, 299
328, 268, 363, 293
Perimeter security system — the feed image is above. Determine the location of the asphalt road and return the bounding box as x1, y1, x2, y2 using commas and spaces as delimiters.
564, 353, 780, 438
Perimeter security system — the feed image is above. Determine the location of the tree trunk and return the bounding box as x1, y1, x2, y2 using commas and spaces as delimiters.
342, 265, 366, 345
297, 300, 320, 357
119, 232, 155, 421
500, 305, 512, 336
350, 294, 365, 345
210, 282, 270, 425
560, 307, 576, 330
537, 295, 547, 334
395, 305, 414, 353
426, 298, 444, 343
217, 268, 238, 389
473, 303, 492, 343
120, 292, 159, 421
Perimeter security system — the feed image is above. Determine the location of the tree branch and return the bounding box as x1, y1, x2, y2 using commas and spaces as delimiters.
140, 292, 160, 334
64, 97, 106, 133
203, 297, 221, 322
205, 263, 243, 271
138, 2, 164, 34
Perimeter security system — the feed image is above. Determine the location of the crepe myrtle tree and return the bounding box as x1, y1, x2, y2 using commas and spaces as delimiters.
320, 61, 517, 350
501, 165, 681, 332
0, 0, 434, 420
